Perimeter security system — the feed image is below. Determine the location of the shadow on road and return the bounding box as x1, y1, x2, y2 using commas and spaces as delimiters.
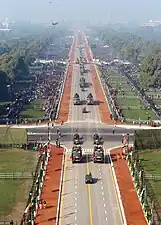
92, 177, 101, 184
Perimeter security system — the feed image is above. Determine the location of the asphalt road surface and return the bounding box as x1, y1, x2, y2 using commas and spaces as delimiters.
27, 41, 130, 224
27, 124, 134, 150
59, 43, 125, 225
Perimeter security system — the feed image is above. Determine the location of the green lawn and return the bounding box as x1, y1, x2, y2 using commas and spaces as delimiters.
123, 109, 155, 120
139, 149, 161, 204
0, 148, 38, 220
0, 127, 27, 144
20, 99, 45, 119
103, 68, 157, 120
0, 148, 37, 172
116, 98, 141, 106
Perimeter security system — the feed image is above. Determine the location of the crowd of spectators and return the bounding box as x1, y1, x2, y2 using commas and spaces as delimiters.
0, 39, 70, 124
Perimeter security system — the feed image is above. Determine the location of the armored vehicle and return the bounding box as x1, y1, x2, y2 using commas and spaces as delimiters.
93, 146, 104, 163
85, 172, 93, 184
71, 146, 83, 163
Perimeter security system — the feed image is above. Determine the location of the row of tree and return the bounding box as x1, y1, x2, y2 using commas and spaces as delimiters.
0, 25, 71, 100
88, 26, 161, 87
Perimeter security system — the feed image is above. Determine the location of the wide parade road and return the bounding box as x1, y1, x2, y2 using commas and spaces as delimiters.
26, 34, 128, 224
56, 37, 124, 225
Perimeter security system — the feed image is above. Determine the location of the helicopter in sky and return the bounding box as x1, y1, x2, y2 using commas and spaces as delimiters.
52, 22, 58, 26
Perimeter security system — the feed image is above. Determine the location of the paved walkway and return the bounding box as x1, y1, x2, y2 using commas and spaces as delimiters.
35, 145, 64, 225
110, 148, 147, 225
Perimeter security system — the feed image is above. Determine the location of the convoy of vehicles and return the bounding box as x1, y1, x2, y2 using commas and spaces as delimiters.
70, 47, 105, 180
92, 145, 104, 163
71, 146, 83, 163
93, 133, 104, 145
73, 93, 81, 105
82, 106, 88, 113
73, 132, 83, 145
85, 172, 93, 184
87, 93, 94, 105
80, 77, 85, 88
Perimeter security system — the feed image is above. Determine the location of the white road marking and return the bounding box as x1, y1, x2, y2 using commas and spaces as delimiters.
66, 148, 109, 153
75, 185, 77, 189
106, 217, 108, 221
105, 210, 107, 214
103, 197, 105, 201
75, 209, 77, 213
101, 186, 103, 190
75, 216, 77, 220
104, 203, 106, 207
75, 203, 77, 207
75, 197, 77, 200
75, 191, 77, 194
102, 192, 104, 195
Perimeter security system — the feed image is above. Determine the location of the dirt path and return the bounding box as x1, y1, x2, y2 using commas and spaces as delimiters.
35, 145, 64, 225
56, 36, 77, 124
110, 148, 147, 225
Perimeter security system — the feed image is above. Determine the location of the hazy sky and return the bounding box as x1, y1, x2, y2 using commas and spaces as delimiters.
0, 0, 161, 23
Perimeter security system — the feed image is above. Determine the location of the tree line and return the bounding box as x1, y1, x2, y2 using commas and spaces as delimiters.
0, 25, 70, 100
88, 26, 161, 87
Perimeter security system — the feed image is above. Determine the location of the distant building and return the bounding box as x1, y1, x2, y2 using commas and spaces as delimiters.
140, 20, 161, 27
0, 18, 12, 31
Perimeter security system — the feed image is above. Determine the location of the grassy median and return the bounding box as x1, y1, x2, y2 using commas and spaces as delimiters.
0, 127, 27, 144
0, 148, 38, 222
139, 149, 161, 204
102, 69, 157, 120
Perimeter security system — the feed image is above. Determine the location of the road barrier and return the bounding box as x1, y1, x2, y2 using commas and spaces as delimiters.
94, 65, 112, 115
0, 221, 17, 225
55, 64, 69, 120
55, 36, 76, 120
126, 150, 161, 224
108, 151, 127, 225
144, 174, 161, 181
56, 150, 66, 225
20, 146, 50, 225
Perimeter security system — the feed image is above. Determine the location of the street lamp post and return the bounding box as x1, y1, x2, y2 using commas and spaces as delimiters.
47, 122, 51, 144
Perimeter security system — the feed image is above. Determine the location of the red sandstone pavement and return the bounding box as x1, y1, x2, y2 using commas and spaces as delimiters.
55, 35, 77, 124
82, 33, 154, 127
35, 145, 64, 225
110, 148, 147, 225
34, 36, 78, 225
83, 33, 116, 125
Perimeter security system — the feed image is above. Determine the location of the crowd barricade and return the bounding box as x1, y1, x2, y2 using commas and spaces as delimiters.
126, 150, 161, 224
0, 143, 40, 150
0, 221, 17, 225
20, 146, 50, 225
